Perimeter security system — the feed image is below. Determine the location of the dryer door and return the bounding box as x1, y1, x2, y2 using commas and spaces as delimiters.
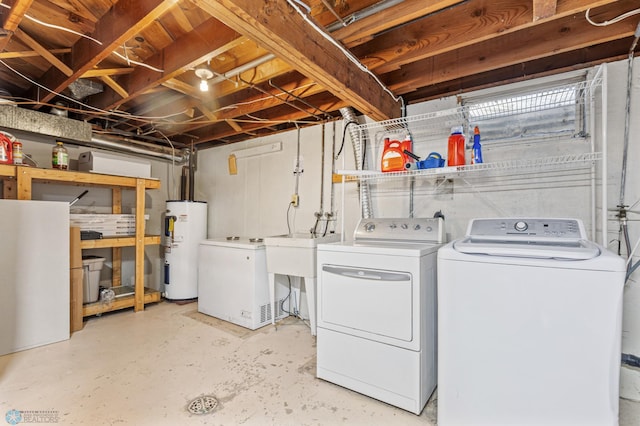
320, 265, 413, 343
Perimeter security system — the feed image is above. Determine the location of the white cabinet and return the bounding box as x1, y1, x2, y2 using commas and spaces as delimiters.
0, 200, 69, 355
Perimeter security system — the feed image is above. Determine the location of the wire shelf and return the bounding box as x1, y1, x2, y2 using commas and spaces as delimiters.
337, 152, 602, 182
355, 76, 603, 146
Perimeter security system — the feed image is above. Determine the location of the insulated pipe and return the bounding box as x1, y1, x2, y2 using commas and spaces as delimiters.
339, 107, 373, 219
90, 134, 188, 163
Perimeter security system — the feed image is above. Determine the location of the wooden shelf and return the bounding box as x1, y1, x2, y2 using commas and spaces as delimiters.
80, 235, 161, 249
16, 166, 160, 188
82, 288, 162, 317
1, 165, 162, 316
0, 163, 15, 177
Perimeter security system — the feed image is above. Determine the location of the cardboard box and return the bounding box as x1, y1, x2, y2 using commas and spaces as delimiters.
78, 151, 151, 178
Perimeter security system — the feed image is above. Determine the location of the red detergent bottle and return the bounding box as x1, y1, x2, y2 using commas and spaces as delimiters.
447, 126, 465, 166
382, 137, 409, 172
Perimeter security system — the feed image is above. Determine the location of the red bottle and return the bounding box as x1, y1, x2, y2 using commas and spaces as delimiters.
447, 126, 465, 166
0, 132, 12, 165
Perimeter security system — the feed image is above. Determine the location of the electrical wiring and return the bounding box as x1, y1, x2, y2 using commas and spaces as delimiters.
0, 59, 199, 126
0, 86, 323, 130
0, 1, 330, 129
0, 3, 103, 45
585, 7, 640, 27
285, 0, 401, 106
280, 277, 293, 315
0, 2, 164, 73
155, 129, 179, 200
286, 201, 294, 235
112, 46, 165, 73
0, 5, 328, 132
335, 120, 358, 159
279, 276, 311, 330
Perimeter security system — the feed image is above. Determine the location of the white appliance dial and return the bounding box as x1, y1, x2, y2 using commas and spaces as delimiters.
514, 221, 528, 232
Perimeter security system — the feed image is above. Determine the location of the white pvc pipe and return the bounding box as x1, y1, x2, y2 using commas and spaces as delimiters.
589, 67, 600, 241
340, 123, 346, 242
601, 64, 609, 246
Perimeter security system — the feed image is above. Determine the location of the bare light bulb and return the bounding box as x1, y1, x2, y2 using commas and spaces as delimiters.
199, 79, 209, 92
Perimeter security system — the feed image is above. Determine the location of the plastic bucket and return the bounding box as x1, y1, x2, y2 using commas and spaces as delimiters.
82, 255, 105, 304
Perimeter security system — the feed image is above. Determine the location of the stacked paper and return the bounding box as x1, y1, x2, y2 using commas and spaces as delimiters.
70, 214, 149, 237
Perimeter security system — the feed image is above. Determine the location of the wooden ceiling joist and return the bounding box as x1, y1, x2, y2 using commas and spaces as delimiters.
191, 0, 401, 121
0, 0, 35, 51
32, 0, 178, 108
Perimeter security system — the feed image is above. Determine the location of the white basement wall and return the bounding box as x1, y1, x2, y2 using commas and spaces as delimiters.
196, 58, 640, 402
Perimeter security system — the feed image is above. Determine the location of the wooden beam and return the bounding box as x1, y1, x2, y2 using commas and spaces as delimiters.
386, 1, 639, 95
33, 0, 177, 108
186, 91, 347, 144
190, 0, 401, 121
533, 0, 557, 21
88, 17, 240, 111
82, 68, 135, 78
403, 38, 632, 104
0, 48, 71, 59
334, 0, 464, 47
162, 78, 203, 99
225, 119, 242, 132
13, 28, 73, 76
0, 0, 34, 53
100, 75, 129, 99
166, 73, 325, 136
354, 0, 620, 75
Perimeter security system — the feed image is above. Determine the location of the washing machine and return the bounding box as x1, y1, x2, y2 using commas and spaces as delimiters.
437, 218, 625, 426
316, 217, 445, 415
198, 237, 289, 330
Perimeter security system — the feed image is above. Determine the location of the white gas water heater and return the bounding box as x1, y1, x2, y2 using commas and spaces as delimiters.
164, 200, 207, 300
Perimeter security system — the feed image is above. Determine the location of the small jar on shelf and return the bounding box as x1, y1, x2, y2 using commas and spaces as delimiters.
52, 141, 69, 170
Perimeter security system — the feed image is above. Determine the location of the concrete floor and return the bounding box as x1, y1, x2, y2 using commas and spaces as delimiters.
0, 301, 638, 425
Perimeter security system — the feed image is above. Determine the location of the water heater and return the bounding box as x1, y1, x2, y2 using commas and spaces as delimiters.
164, 200, 207, 300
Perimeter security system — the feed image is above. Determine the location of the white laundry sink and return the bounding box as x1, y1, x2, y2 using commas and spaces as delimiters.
264, 233, 341, 277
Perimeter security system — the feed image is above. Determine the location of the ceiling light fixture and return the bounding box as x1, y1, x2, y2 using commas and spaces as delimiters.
195, 64, 214, 92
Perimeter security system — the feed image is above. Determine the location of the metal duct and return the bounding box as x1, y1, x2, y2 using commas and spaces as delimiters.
339, 107, 373, 219
0, 105, 187, 163
66, 79, 104, 100
89, 134, 188, 163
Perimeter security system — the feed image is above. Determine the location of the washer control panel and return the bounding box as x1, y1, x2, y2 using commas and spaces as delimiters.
354, 217, 445, 243
467, 218, 586, 240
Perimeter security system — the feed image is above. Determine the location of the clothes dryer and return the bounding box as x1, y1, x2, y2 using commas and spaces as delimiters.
316, 217, 444, 414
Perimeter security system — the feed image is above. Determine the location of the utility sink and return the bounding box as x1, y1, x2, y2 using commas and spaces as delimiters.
264, 233, 341, 277
265, 232, 341, 336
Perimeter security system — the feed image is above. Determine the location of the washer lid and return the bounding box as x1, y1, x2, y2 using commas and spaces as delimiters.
453, 237, 601, 260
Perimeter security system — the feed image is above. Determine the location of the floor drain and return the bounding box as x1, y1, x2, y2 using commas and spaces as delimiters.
187, 395, 219, 415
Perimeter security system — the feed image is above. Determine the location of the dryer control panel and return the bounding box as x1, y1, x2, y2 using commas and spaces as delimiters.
354, 217, 445, 244
467, 218, 586, 241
